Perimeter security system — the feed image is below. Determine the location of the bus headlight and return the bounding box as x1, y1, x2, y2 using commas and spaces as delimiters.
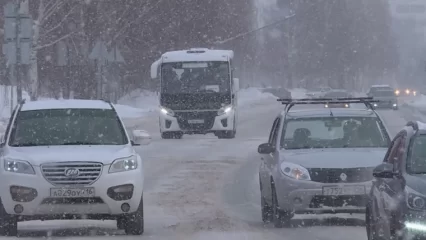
160, 106, 175, 117
218, 105, 232, 116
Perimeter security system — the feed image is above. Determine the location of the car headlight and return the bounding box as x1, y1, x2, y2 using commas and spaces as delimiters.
413, 91, 417, 96
406, 89, 410, 95
217, 105, 232, 116
344, 104, 349, 108
324, 104, 329, 108
160, 106, 174, 117
280, 162, 311, 181
4, 159, 35, 174
395, 90, 400, 95
109, 156, 138, 173
407, 187, 426, 210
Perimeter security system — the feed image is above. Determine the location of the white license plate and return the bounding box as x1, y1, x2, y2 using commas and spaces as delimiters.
322, 186, 365, 196
50, 188, 95, 198
188, 119, 204, 124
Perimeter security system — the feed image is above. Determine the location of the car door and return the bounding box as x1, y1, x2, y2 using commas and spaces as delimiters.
375, 135, 402, 219
260, 117, 280, 203
382, 133, 407, 220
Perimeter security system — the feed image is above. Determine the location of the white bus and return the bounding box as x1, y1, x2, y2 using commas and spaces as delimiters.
151, 48, 239, 139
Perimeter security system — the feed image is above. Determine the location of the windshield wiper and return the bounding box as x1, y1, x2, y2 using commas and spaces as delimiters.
10, 143, 50, 147
61, 142, 103, 145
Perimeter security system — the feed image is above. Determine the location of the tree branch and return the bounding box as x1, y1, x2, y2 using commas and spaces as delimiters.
35, 30, 77, 50
42, 4, 79, 36
42, 0, 68, 24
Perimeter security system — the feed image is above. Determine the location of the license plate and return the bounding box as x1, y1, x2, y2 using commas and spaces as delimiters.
322, 186, 365, 196
188, 119, 204, 124
50, 188, 95, 198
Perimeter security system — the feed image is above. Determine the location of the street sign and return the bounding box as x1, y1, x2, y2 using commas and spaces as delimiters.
89, 40, 108, 64
107, 46, 125, 63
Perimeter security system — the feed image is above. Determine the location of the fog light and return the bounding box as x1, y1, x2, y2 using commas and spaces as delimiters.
14, 204, 23, 214
10, 186, 37, 202
121, 203, 130, 212
107, 184, 134, 201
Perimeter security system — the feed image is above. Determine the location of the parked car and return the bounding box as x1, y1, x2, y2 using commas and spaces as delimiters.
366, 121, 426, 240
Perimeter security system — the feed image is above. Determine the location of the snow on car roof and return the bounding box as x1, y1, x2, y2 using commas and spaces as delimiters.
371, 84, 391, 87
286, 108, 376, 118
417, 121, 426, 130
21, 99, 113, 111
161, 48, 234, 63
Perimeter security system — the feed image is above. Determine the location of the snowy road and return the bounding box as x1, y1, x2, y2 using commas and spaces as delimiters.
12, 98, 425, 240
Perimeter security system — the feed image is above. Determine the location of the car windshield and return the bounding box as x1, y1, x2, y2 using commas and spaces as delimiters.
373, 90, 395, 97
9, 109, 128, 146
281, 117, 389, 149
407, 135, 426, 174
161, 61, 230, 94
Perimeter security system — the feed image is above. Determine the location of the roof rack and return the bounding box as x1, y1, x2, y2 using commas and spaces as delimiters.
277, 97, 380, 114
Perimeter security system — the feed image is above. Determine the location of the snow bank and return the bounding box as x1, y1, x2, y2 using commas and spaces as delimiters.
290, 88, 307, 99
238, 87, 276, 106
117, 89, 158, 111
404, 95, 426, 111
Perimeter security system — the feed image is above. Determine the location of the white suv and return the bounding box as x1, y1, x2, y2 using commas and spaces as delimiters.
0, 99, 151, 236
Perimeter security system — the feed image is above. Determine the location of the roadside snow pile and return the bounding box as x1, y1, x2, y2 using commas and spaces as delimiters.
404, 95, 426, 111
238, 87, 276, 106
290, 88, 307, 99
118, 89, 158, 111
113, 104, 150, 118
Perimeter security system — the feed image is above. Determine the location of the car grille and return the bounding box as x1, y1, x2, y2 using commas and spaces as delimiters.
175, 111, 217, 131
41, 162, 103, 186
308, 167, 374, 183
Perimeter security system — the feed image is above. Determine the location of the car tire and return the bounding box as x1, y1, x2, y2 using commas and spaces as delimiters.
123, 197, 144, 235
117, 217, 125, 230
271, 184, 293, 228
259, 176, 272, 223
0, 199, 17, 237
217, 130, 235, 139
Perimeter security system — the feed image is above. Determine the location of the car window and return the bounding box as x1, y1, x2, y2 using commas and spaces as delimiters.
386, 136, 403, 164
268, 118, 279, 144
271, 117, 281, 145
407, 134, 426, 174
280, 116, 389, 149
9, 109, 129, 146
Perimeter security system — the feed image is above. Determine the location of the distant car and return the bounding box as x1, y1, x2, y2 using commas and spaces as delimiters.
366, 121, 426, 240
306, 87, 332, 98
0, 99, 151, 236
323, 90, 353, 108
395, 87, 418, 97
258, 98, 391, 228
368, 89, 398, 110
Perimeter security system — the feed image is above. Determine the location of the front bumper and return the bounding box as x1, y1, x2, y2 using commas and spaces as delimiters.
275, 176, 371, 214
0, 165, 143, 218
159, 109, 235, 134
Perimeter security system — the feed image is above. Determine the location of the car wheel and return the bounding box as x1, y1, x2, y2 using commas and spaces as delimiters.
117, 217, 125, 230
123, 197, 144, 235
271, 184, 293, 228
217, 130, 235, 139
0, 199, 17, 237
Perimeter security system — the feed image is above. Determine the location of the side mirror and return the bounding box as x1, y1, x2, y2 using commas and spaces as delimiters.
258, 143, 275, 154
131, 130, 152, 146
150, 59, 160, 79
233, 78, 239, 92
373, 163, 395, 179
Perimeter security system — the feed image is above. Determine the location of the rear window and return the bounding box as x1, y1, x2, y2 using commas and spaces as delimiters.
372, 90, 395, 97
281, 117, 390, 149
9, 109, 128, 146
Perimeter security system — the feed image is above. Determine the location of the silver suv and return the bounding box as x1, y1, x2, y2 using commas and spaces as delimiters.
258, 97, 391, 228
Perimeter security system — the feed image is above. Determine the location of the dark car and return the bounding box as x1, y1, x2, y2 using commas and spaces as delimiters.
366, 121, 426, 240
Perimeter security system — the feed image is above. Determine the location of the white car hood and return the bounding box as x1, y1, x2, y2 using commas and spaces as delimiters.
281, 148, 387, 168
4, 145, 134, 166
